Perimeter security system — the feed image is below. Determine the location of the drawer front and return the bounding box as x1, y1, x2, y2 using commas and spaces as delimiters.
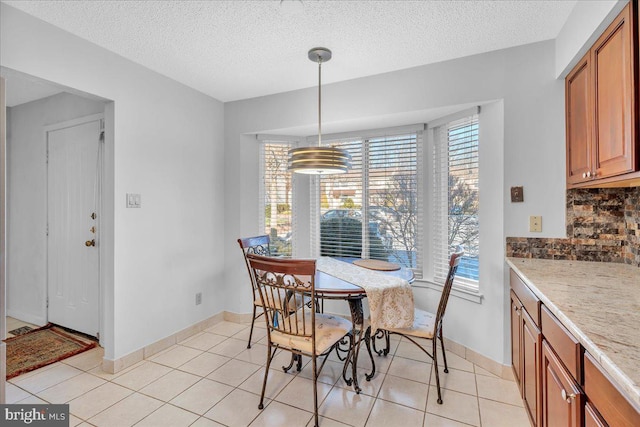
584, 352, 640, 427
541, 305, 583, 383
510, 269, 541, 327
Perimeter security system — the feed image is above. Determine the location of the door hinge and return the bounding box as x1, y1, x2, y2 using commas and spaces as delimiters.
46, 297, 49, 308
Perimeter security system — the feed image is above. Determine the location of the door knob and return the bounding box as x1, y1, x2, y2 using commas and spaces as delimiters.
85, 239, 95, 247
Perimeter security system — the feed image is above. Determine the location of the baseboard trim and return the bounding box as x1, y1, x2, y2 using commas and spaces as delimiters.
101, 310, 513, 381
101, 312, 225, 374
6, 309, 46, 328
443, 338, 514, 381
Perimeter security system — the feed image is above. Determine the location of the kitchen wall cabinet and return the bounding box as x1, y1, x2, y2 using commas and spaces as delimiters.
565, 1, 638, 188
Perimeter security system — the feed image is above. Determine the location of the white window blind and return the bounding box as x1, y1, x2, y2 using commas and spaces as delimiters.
433, 115, 479, 288
259, 142, 293, 256
311, 129, 423, 274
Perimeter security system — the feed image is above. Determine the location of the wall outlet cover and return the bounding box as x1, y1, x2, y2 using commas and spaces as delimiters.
529, 215, 542, 232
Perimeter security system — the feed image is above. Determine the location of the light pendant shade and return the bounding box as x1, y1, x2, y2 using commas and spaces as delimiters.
288, 146, 352, 174
288, 47, 352, 175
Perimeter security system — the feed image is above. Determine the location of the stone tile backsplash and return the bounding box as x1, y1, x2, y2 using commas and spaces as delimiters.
506, 187, 640, 267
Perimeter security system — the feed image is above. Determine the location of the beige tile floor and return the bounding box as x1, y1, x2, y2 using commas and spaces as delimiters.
5, 319, 530, 426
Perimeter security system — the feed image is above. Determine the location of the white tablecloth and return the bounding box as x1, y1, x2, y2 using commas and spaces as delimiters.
316, 257, 414, 332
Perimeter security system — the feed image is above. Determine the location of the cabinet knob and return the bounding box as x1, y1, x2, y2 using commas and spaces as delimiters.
582, 172, 587, 178
592, 171, 597, 178
561, 389, 576, 402
586, 171, 592, 178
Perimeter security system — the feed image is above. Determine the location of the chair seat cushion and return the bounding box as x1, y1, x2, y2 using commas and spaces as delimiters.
385, 308, 435, 339
270, 313, 352, 355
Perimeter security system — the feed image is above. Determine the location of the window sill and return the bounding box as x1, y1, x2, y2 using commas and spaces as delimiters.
412, 279, 484, 304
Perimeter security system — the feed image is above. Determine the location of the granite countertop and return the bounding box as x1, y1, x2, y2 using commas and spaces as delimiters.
506, 257, 640, 408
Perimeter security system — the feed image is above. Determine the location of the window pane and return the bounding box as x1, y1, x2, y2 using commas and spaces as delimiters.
448, 120, 479, 281
262, 143, 292, 256
368, 135, 418, 268
319, 133, 420, 268
319, 139, 364, 258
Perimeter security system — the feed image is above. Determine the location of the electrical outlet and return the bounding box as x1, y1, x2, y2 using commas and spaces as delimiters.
529, 216, 542, 232
195, 292, 202, 305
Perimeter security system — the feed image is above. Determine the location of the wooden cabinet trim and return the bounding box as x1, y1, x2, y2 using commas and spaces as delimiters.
585, 402, 607, 427
592, 2, 636, 179
510, 290, 523, 393
565, 0, 639, 188
522, 308, 541, 426
510, 269, 541, 327
541, 340, 583, 427
540, 305, 583, 383
566, 52, 592, 185
584, 352, 640, 427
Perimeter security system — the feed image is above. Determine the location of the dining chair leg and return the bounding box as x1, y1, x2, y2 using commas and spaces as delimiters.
432, 338, 443, 404
259, 345, 275, 410
247, 305, 257, 348
312, 354, 319, 427
439, 330, 449, 373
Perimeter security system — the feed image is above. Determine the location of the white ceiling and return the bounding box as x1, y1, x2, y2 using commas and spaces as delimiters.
4, 0, 578, 103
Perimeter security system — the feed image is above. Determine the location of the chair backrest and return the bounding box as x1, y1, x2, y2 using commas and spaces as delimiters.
434, 251, 464, 332
237, 235, 271, 294
246, 253, 317, 351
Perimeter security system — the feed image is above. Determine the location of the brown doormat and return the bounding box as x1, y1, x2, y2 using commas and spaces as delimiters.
3, 323, 98, 380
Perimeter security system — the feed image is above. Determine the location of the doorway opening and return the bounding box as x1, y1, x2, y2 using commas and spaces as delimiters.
1, 67, 113, 348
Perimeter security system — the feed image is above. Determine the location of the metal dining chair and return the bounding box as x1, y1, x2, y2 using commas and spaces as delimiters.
237, 235, 272, 348
246, 253, 352, 427
371, 250, 464, 404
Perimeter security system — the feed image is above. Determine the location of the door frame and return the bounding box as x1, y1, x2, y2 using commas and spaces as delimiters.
44, 113, 104, 343
1, 76, 7, 403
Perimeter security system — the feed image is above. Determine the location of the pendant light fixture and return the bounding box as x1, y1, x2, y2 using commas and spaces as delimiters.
288, 48, 352, 175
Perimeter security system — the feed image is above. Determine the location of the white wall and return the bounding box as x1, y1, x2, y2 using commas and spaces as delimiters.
555, 0, 626, 78
1, 3, 226, 361
6, 92, 105, 326
224, 40, 565, 365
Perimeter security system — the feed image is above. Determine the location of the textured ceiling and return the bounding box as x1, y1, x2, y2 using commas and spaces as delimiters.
4, 0, 578, 102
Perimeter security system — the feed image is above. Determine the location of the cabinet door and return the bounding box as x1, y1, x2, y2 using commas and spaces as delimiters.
522, 309, 541, 426
566, 53, 592, 185
511, 291, 522, 391
541, 341, 583, 427
592, 2, 636, 179
585, 402, 607, 427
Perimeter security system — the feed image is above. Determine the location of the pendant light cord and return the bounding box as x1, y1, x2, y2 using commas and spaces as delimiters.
318, 57, 322, 146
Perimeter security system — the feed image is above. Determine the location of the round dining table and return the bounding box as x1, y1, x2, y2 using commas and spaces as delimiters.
313, 258, 415, 393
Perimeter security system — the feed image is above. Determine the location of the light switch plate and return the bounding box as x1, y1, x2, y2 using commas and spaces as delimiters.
126, 193, 141, 208
529, 215, 542, 232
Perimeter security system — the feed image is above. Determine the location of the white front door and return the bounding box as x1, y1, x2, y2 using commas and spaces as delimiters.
47, 115, 102, 337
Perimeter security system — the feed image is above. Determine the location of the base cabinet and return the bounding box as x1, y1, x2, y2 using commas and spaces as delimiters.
511, 267, 640, 427
522, 310, 541, 425
585, 403, 607, 427
541, 341, 583, 427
